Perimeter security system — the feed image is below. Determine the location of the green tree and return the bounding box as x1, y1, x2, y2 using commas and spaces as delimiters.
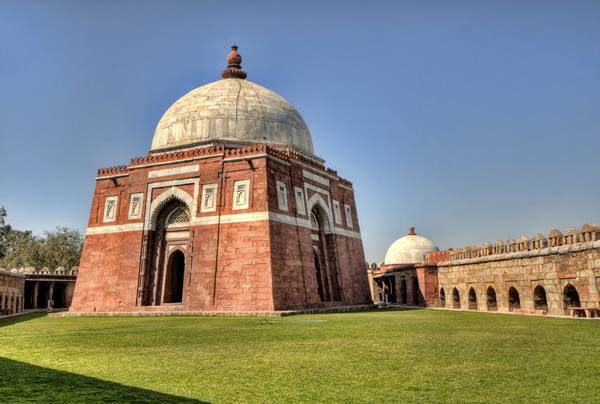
39, 227, 84, 270
0, 207, 83, 270
0, 229, 42, 269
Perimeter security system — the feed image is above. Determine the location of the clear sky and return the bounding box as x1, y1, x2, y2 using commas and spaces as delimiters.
1, 0, 599, 263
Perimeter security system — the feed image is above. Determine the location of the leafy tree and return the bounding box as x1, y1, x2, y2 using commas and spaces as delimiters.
0, 229, 42, 269
39, 227, 84, 270
0, 207, 83, 270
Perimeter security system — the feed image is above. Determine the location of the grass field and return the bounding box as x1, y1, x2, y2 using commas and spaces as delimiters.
1, 309, 599, 403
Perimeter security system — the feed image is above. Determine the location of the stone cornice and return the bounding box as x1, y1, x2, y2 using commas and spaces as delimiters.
438, 240, 600, 267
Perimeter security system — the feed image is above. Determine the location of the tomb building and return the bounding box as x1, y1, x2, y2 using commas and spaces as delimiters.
369, 227, 439, 305
70, 46, 372, 313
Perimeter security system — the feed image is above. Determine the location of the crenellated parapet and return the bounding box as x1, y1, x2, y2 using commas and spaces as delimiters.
96, 144, 354, 187
97, 165, 128, 177
443, 223, 600, 264
131, 146, 226, 167
424, 249, 453, 265
2, 266, 80, 276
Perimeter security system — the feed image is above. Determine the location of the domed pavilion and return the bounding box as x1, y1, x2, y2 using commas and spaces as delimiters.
70, 46, 372, 314
369, 227, 441, 306
384, 227, 439, 265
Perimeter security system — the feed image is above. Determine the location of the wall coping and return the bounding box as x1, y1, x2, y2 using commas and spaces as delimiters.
438, 240, 600, 267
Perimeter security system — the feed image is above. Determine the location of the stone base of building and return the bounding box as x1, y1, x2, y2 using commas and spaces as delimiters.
51, 304, 376, 318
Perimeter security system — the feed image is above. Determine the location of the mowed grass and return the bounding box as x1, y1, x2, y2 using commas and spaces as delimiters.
1, 309, 599, 403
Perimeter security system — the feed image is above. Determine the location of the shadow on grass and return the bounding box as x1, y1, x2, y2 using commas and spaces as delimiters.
0, 357, 208, 403
0, 312, 49, 328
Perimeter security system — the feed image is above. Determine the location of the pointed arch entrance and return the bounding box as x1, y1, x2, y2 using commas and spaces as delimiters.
310, 204, 341, 303
141, 198, 191, 306
486, 286, 497, 311
533, 285, 548, 311
508, 287, 520, 311
468, 287, 477, 310
563, 284, 580, 313
452, 288, 460, 309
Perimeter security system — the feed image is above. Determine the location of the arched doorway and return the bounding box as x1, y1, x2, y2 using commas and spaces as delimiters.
412, 277, 420, 306
164, 250, 185, 303
143, 199, 190, 306
439, 288, 446, 307
468, 287, 477, 310
24, 283, 35, 309
52, 283, 67, 308
486, 286, 497, 311
508, 287, 520, 311
452, 288, 460, 309
313, 250, 325, 301
400, 278, 407, 304
533, 285, 548, 311
381, 276, 396, 303
310, 205, 341, 302
37, 283, 50, 309
563, 284, 580, 312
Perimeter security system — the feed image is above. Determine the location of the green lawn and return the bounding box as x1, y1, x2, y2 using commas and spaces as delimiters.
1, 309, 599, 403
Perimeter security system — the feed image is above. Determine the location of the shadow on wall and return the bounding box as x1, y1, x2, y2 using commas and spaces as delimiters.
0, 357, 208, 403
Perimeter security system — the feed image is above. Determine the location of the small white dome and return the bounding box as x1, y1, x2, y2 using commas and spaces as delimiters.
384, 227, 439, 265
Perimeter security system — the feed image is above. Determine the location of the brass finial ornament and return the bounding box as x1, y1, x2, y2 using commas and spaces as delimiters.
221, 45, 247, 79
409, 227, 416, 235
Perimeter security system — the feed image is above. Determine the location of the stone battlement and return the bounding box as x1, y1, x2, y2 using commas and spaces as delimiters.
0, 266, 79, 276
437, 223, 600, 263
439, 239, 600, 267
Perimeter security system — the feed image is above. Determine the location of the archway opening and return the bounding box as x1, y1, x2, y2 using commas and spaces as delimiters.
310, 205, 340, 302
36, 283, 50, 309
24, 283, 35, 309
486, 286, 497, 311
400, 278, 407, 304
313, 250, 325, 302
534, 285, 548, 311
439, 288, 446, 307
452, 288, 460, 309
144, 199, 191, 307
508, 287, 520, 311
52, 283, 67, 308
563, 284, 580, 312
382, 276, 396, 303
468, 287, 477, 310
412, 277, 420, 306
15, 296, 20, 313
164, 250, 185, 303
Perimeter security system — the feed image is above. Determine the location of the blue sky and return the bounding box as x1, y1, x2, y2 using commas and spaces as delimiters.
1, 0, 599, 263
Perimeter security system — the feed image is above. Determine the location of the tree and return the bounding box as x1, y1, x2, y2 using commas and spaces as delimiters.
0, 207, 83, 270
39, 227, 84, 270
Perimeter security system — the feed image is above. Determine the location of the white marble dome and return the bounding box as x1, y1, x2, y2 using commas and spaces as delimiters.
151, 78, 314, 154
384, 227, 439, 265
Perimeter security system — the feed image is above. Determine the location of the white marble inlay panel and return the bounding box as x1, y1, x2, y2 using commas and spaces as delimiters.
148, 164, 199, 178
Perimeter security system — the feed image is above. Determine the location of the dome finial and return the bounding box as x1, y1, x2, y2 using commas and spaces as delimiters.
221, 44, 247, 80
409, 227, 416, 235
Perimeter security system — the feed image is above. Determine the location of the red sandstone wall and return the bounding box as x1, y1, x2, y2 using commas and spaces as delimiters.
73, 145, 370, 313
267, 159, 372, 309
416, 265, 439, 305
71, 231, 142, 312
